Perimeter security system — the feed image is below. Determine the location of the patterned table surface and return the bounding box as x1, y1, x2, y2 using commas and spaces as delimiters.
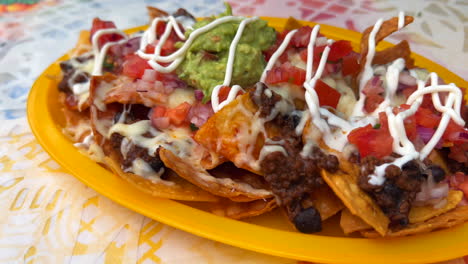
0, 0, 467, 263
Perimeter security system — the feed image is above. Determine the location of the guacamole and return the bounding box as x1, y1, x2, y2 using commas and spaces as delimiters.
176, 8, 276, 102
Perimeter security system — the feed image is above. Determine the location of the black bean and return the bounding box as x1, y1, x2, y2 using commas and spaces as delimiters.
429, 165, 446, 182
293, 207, 322, 233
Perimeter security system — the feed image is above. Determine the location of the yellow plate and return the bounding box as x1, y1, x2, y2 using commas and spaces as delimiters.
27, 17, 468, 264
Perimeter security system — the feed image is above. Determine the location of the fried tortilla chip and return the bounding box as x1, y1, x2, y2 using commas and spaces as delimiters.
340, 191, 463, 235
70, 30, 91, 57
340, 208, 372, 235
59, 93, 92, 143
89, 75, 219, 202
104, 156, 217, 201
409, 190, 464, 224
159, 148, 272, 202
373, 40, 415, 68
283, 17, 304, 31
321, 159, 390, 236
310, 186, 345, 220
195, 92, 264, 173
361, 206, 468, 238
209, 198, 277, 220
360, 16, 414, 67
147, 6, 169, 20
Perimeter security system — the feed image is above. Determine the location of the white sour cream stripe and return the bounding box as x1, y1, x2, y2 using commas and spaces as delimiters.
91, 28, 128, 76
211, 17, 257, 112
368, 73, 465, 185
260, 29, 298, 83
138, 16, 245, 73
352, 18, 384, 117
398, 11, 405, 30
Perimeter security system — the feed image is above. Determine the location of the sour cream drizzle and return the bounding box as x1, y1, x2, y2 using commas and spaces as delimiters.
398, 11, 405, 30
138, 16, 245, 73
211, 17, 258, 112
260, 29, 298, 83
91, 28, 128, 76
352, 18, 384, 117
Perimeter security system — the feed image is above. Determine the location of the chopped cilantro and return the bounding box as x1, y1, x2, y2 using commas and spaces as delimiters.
190, 123, 199, 131
373, 123, 381, 129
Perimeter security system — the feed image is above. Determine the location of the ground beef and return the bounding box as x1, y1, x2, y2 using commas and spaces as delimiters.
109, 133, 165, 175
358, 156, 445, 228
439, 147, 468, 174
255, 84, 339, 233
58, 55, 93, 94
108, 107, 165, 176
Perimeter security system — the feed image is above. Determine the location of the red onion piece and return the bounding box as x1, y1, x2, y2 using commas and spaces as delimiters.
362, 76, 384, 96
151, 117, 170, 130
194, 90, 204, 101
188, 103, 214, 127
399, 71, 417, 86
142, 69, 156, 82
416, 126, 435, 144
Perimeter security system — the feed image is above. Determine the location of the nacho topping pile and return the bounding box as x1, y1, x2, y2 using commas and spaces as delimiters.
58, 4, 468, 237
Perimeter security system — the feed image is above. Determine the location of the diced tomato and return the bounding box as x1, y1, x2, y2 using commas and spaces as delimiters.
156, 21, 167, 37
166, 102, 191, 126
396, 104, 417, 140
415, 107, 441, 128
290, 26, 312, 48
401, 85, 417, 99
264, 32, 284, 61
443, 120, 466, 140
122, 54, 152, 79
363, 93, 384, 113
299, 45, 326, 63
314, 80, 341, 109
218, 86, 244, 103
449, 143, 468, 163
218, 86, 231, 103
152, 105, 167, 118
90, 18, 123, 49
327, 40, 353, 62
145, 44, 155, 54
160, 38, 177, 56
150, 102, 191, 128
362, 77, 385, 113
348, 113, 393, 159
458, 181, 468, 199
265, 63, 306, 86
342, 53, 359, 77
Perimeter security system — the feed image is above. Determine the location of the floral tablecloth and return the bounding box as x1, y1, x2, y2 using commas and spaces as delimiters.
0, 0, 467, 263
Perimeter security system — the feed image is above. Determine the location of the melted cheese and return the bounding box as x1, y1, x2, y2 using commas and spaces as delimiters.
167, 88, 195, 108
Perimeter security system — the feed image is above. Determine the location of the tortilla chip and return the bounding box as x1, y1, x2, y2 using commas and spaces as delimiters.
409, 190, 464, 224
209, 198, 277, 220
321, 159, 390, 236
340, 208, 372, 235
283, 17, 304, 31
360, 16, 414, 71
147, 6, 169, 21
70, 30, 91, 57
195, 92, 264, 174
59, 93, 92, 142
373, 40, 415, 68
361, 205, 468, 238
311, 186, 345, 220
104, 156, 217, 202
339, 191, 464, 235
159, 148, 272, 202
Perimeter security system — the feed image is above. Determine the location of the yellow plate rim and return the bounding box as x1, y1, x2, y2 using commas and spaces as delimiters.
27, 17, 468, 264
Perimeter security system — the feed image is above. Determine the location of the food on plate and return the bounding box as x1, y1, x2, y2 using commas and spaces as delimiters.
56, 4, 468, 236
